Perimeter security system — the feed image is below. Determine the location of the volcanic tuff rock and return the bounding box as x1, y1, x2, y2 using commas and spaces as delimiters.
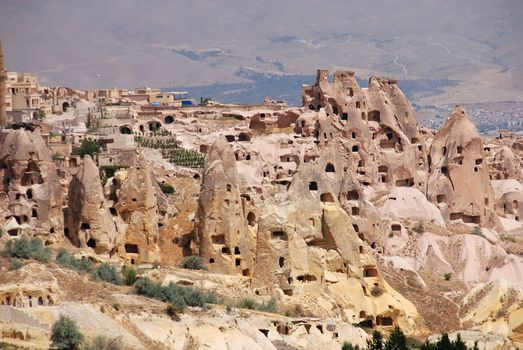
0, 129, 63, 238
427, 107, 498, 228
66, 155, 118, 254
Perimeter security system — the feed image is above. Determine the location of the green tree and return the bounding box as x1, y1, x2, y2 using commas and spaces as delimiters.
51, 315, 84, 350
437, 333, 452, 350
385, 326, 408, 350
73, 139, 101, 158
453, 333, 467, 350
367, 330, 384, 350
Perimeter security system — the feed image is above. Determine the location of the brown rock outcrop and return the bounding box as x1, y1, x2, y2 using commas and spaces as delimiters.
427, 107, 497, 227
195, 138, 255, 275
0, 129, 63, 237
113, 154, 162, 264
66, 155, 118, 254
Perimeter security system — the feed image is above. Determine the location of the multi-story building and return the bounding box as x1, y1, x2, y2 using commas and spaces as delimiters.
5, 72, 42, 121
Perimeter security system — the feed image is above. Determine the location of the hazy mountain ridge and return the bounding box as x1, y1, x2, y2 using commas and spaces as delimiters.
0, 0, 522, 104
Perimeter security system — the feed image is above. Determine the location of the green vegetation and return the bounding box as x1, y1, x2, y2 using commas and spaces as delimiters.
344, 328, 478, 350
471, 227, 483, 236
500, 234, 516, 243
121, 264, 137, 286
135, 135, 205, 168
180, 256, 207, 270
37, 108, 46, 120
93, 263, 122, 285
51, 315, 84, 350
166, 303, 185, 321
134, 277, 216, 308
73, 139, 101, 158
443, 272, 452, 281
158, 182, 175, 194
371, 286, 384, 297
82, 335, 122, 350
100, 165, 128, 180
421, 333, 477, 350
2, 235, 51, 262
56, 249, 95, 273
51, 315, 122, 350
413, 222, 425, 234
238, 297, 277, 313
9, 258, 22, 270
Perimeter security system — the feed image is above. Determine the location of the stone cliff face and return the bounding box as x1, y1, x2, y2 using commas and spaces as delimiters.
66, 155, 118, 254
0, 130, 63, 238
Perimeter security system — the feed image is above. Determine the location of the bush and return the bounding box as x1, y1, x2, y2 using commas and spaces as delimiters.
3, 235, 51, 262
73, 139, 101, 158
166, 303, 185, 321
238, 297, 277, 313
343, 343, 361, 350
82, 335, 122, 350
134, 277, 215, 308
93, 263, 122, 285
180, 256, 207, 270
158, 182, 175, 194
9, 258, 22, 271
56, 249, 94, 273
471, 227, 483, 236
371, 286, 384, 297
121, 265, 137, 286
444, 272, 452, 281
413, 222, 425, 234
51, 315, 84, 350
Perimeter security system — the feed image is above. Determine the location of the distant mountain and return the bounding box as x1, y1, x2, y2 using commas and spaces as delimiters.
1, 0, 522, 104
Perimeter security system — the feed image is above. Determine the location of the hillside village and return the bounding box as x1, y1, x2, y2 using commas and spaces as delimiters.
0, 38, 523, 350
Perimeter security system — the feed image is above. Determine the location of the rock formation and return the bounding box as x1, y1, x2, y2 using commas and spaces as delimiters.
113, 153, 162, 264
66, 155, 118, 254
427, 107, 498, 227
0, 38, 7, 127
0, 129, 63, 238
195, 137, 255, 275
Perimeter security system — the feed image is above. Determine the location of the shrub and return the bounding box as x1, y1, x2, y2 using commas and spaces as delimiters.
413, 222, 425, 234
94, 263, 122, 285
73, 139, 101, 158
238, 298, 257, 310
56, 249, 94, 273
471, 227, 483, 236
3, 235, 51, 262
180, 256, 207, 270
343, 343, 361, 350
82, 335, 122, 350
500, 234, 516, 243
367, 330, 384, 350
238, 297, 277, 313
121, 265, 137, 286
9, 258, 22, 271
158, 182, 175, 194
51, 315, 84, 350
166, 303, 185, 321
444, 272, 452, 281
371, 286, 384, 297
134, 277, 215, 308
